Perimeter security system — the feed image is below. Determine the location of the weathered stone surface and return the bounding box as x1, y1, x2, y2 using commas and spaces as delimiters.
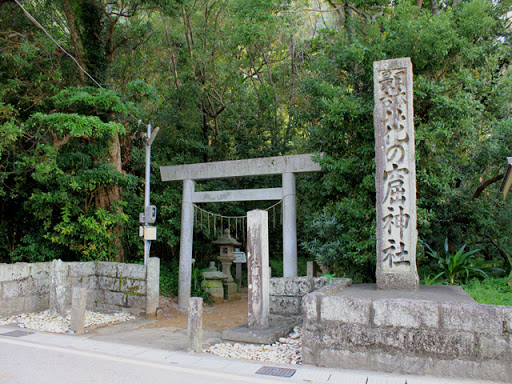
374, 57, 419, 290
441, 302, 504, 335
307, 261, 317, 279
370, 351, 433, 376
0, 263, 30, 282
24, 294, 49, 313
321, 296, 372, 324
145, 257, 160, 317
247, 210, 270, 329
120, 278, 146, 295
270, 277, 313, 296
202, 279, 224, 304
2, 279, 35, 298
95, 262, 118, 277
97, 276, 120, 291
478, 335, 510, 360
188, 297, 203, 353
127, 293, 146, 309
302, 292, 319, 322
118, 263, 146, 280
104, 291, 126, 307
223, 281, 240, 301
432, 357, 511, 383
69, 262, 96, 277
504, 306, 512, 333
29, 263, 50, 280
374, 327, 409, 350
0, 297, 25, 317
33, 279, 50, 295
407, 330, 475, 356
70, 287, 87, 334
313, 277, 329, 291
270, 296, 301, 315
317, 349, 369, 369
373, 299, 439, 329
49, 259, 68, 316
84, 290, 98, 307
75, 276, 99, 290
268, 314, 302, 327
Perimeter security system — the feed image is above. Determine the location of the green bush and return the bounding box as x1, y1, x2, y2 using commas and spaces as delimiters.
425, 240, 490, 285
160, 260, 179, 297
159, 259, 212, 304
463, 278, 512, 306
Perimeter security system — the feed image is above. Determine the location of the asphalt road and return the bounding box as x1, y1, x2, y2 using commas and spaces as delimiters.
0, 337, 287, 384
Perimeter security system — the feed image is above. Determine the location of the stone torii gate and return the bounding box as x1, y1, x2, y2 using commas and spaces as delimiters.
160, 154, 323, 309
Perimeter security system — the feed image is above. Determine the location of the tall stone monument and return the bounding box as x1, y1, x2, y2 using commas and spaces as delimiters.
246, 209, 270, 329
374, 57, 419, 290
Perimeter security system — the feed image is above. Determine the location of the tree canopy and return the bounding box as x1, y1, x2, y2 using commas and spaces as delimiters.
1, 0, 511, 282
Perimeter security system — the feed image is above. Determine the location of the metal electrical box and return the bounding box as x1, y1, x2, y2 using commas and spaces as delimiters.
143, 226, 157, 241
145, 205, 157, 224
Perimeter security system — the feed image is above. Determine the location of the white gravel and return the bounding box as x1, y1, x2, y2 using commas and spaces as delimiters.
206, 327, 303, 365
0, 310, 135, 333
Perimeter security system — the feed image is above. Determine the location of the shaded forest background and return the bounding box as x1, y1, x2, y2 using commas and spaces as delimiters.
1, 0, 512, 283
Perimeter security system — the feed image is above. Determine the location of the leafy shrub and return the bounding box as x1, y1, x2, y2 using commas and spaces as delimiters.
463, 278, 512, 305
426, 240, 490, 285
160, 259, 212, 304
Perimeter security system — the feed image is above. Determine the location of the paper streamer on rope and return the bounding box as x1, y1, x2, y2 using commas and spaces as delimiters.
192, 200, 282, 241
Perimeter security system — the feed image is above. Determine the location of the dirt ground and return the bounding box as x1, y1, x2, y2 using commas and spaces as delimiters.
142, 290, 249, 332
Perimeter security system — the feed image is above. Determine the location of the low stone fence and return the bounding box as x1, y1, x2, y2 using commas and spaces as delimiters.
269, 276, 352, 326
302, 283, 512, 383
0, 258, 159, 318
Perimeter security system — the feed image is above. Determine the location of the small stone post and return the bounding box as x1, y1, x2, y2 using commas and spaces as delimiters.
307, 261, 318, 279
247, 209, 270, 329
146, 257, 160, 319
49, 259, 68, 316
188, 297, 203, 353
70, 287, 87, 334
374, 57, 419, 290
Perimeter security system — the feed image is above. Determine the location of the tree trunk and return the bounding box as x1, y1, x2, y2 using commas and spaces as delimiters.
61, 0, 86, 85
431, 0, 440, 16
95, 133, 124, 262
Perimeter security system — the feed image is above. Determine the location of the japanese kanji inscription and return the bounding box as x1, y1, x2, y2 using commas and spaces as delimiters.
374, 58, 419, 290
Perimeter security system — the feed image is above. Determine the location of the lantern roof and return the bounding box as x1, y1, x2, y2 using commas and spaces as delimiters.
212, 228, 241, 246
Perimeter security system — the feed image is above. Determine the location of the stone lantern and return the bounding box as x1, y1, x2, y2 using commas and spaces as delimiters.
212, 228, 241, 301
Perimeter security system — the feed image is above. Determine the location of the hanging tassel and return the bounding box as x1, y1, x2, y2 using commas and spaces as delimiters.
214, 215, 217, 237
235, 217, 238, 240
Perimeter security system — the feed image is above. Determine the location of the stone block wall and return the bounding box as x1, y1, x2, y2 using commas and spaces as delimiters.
302, 283, 512, 383
0, 263, 50, 316
0, 258, 159, 317
269, 276, 352, 326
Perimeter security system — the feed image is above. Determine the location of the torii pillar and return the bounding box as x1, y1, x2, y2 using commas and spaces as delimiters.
161, 153, 324, 309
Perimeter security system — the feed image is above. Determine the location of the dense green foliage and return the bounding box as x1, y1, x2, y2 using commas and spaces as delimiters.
463, 277, 512, 305
1, 0, 512, 293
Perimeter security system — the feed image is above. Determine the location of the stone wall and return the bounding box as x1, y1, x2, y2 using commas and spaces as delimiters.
269, 276, 352, 326
0, 262, 50, 316
0, 258, 160, 317
302, 283, 512, 383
